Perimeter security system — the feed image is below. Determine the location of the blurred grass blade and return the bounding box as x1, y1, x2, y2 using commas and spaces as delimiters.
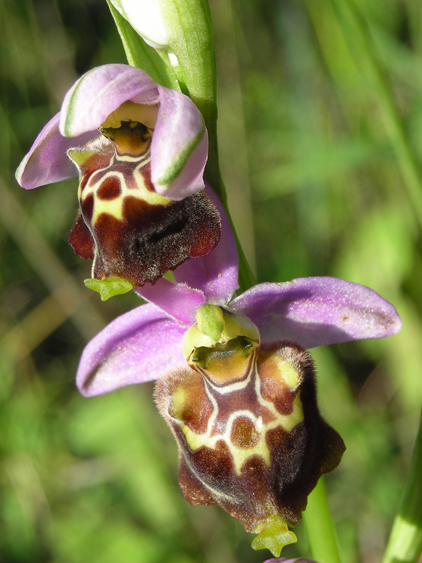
0, 178, 105, 340
382, 411, 422, 563
303, 477, 342, 563
328, 0, 422, 227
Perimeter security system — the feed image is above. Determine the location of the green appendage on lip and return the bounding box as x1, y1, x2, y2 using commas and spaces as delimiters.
252, 515, 297, 557
84, 277, 133, 301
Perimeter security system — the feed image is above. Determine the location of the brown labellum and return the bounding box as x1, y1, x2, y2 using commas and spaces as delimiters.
68, 133, 221, 287
155, 341, 345, 533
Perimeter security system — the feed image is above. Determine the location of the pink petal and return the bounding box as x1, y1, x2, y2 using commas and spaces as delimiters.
16, 113, 96, 189
173, 184, 239, 304
60, 64, 159, 137
151, 84, 208, 199
76, 302, 186, 396
231, 277, 402, 348
135, 278, 206, 326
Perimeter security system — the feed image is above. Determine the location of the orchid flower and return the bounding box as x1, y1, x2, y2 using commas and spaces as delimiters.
16, 64, 220, 289
75, 186, 401, 556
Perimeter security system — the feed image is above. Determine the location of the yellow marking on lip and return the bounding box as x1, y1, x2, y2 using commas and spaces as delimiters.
178, 392, 303, 475
170, 387, 187, 422
79, 151, 171, 225
91, 196, 124, 222
276, 360, 300, 389
170, 346, 305, 476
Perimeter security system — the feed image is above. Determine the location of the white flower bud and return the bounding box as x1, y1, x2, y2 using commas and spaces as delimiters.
109, 0, 169, 50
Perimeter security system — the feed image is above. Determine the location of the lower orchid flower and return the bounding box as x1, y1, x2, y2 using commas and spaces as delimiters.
75, 187, 401, 556
16, 64, 220, 291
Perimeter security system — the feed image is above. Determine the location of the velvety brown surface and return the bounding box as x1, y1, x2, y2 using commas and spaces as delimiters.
69, 138, 221, 286
155, 341, 345, 533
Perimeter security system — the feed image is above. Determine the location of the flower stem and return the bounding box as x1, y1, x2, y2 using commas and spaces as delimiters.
233, 223, 256, 293
303, 477, 342, 563
108, 0, 254, 293
156, 0, 255, 291
157, 0, 224, 203
381, 411, 422, 563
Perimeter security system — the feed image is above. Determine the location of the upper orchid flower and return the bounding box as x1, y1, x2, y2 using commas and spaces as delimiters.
75, 187, 402, 557
16, 64, 220, 289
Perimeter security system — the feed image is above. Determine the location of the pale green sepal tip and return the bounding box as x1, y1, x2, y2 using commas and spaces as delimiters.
251, 518, 297, 557
196, 304, 224, 343
157, 126, 205, 185
84, 277, 134, 301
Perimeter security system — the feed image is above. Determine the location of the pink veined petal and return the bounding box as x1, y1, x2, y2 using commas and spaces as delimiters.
135, 278, 206, 327
60, 64, 159, 137
230, 277, 402, 349
173, 183, 239, 304
76, 302, 186, 397
151, 84, 208, 200
15, 113, 97, 189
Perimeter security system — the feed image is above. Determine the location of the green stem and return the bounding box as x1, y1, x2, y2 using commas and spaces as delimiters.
382, 411, 422, 563
107, 0, 254, 293
303, 477, 342, 563
156, 0, 254, 290
228, 207, 256, 293
329, 0, 422, 228
156, 0, 224, 203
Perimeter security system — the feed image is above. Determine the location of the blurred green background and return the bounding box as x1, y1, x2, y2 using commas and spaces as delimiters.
1, 0, 421, 562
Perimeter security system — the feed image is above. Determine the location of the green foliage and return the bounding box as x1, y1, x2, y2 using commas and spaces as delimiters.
1, 0, 422, 561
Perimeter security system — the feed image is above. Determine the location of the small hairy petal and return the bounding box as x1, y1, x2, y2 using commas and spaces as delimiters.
230, 277, 402, 348
76, 302, 186, 396
16, 113, 96, 189
60, 64, 159, 138
173, 184, 239, 304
